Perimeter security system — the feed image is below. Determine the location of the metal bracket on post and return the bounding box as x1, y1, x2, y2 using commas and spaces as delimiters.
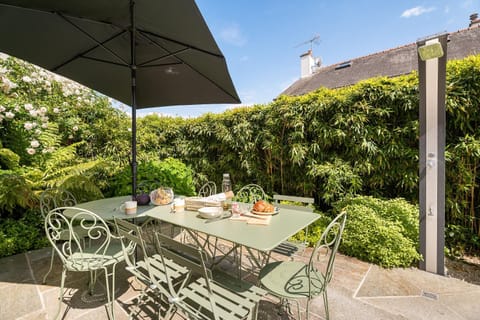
417, 32, 448, 275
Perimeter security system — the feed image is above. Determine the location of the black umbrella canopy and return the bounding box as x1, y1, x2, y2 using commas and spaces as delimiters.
0, 0, 240, 197
0, 0, 240, 107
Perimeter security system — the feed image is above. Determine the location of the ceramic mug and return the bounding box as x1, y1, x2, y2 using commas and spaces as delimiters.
120, 200, 137, 215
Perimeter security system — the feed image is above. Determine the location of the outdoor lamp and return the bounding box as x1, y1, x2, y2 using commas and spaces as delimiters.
418, 42, 444, 61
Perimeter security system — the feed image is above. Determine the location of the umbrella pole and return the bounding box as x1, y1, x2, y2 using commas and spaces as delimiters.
130, 0, 137, 199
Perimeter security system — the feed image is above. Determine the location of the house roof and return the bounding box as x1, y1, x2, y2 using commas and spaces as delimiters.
281, 26, 480, 97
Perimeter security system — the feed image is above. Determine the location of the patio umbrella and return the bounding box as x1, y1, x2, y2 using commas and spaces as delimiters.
0, 0, 240, 197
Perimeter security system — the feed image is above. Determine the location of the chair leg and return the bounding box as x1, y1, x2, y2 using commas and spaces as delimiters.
323, 290, 330, 320
104, 265, 118, 320
54, 268, 67, 320
42, 247, 56, 284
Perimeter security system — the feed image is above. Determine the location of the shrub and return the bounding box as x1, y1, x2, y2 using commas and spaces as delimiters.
333, 195, 421, 268
108, 158, 196, 197
0, 148, 20, 170
0, 212, 48, 258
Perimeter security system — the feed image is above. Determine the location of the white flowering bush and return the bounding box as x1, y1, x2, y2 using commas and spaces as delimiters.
0, 54, 121, 165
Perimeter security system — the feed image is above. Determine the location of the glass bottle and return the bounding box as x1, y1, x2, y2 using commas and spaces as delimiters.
221, 173, 232, 193
221, 173, 232, 210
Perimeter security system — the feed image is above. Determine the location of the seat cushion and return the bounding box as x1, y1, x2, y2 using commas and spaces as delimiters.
258, 261, 325, 299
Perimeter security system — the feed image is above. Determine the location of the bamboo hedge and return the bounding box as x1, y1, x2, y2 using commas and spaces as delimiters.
140, 55, 480, 248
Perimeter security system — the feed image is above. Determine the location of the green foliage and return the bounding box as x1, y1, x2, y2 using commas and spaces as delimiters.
0, 212, 48, 258
108, 158, 196, 197
0, 173, 35, 217
0, 148, 20, 169
333, 196, 421, 267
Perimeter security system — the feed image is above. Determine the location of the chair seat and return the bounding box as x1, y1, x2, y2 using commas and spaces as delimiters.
177, 275, 265, 320
258, 261, 325, 299
65, 241, 124, 272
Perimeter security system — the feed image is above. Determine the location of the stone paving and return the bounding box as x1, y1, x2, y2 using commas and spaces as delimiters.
1, 244, 480, 320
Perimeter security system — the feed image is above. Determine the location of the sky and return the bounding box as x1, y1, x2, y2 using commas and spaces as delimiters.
139, 0, 480, 118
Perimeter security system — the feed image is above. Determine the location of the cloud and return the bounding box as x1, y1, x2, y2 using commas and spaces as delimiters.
219, 23, 247, 47
401, 6, 435, 18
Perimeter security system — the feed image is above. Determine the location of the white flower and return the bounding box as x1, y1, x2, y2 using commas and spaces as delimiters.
29, 109, 38, 117
30, 140, 40, 148
26, 148, 36, 155
41, 123, 48, 129
41, 116, 48, 122
0, 67, 8, 75
24, 103, 33, 111
0, 105, 5, 112
53, 107, 60, 113
24, 122, 33, 130
5, 111, 14, 118
35, 129, 42, 135
32, 122, 37, 127
68, 134, 74, 139
14, 105, 20, 112
72, 125, 79, 132
22, 76, 32, 83
0, 76, 17, 93
39, 107, 47, 114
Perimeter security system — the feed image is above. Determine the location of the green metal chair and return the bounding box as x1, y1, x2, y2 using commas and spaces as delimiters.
234, 184, 266, 203
155, 231, 267, 320
198, 180, 217, 197
40, 188, 86, 284
114, 217, 189, 319
270, 194, 315, 258
258, 211, 347, 320
45, 207, 125, 320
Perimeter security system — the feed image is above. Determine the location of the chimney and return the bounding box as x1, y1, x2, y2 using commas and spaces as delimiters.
300, 50, 315, 78
470, 13, 480, 28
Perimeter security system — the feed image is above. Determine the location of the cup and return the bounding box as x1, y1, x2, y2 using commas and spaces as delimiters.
120, 200, 137, 215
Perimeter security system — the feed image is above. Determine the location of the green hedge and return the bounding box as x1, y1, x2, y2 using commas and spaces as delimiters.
334, 196, 421, 267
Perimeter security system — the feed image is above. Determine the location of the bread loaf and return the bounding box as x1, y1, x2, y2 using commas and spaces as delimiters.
253, 200, 274, 212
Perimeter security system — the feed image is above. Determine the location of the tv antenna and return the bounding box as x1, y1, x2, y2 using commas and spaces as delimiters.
294, 34, 321, 51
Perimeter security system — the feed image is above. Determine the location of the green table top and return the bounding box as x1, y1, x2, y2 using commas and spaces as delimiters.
66, 196, 154, 220
146, 205, 320, 252
65, 196, 320, 252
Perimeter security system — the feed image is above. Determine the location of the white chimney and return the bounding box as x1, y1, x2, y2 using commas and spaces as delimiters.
300, 50, 315, 78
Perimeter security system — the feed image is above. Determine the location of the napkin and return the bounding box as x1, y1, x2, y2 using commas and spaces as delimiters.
247, 215, 272, 225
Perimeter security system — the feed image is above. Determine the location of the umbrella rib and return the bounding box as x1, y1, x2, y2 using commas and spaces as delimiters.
79, 56, 130, 68
52, 12, 130, 71
138, 62, 183, 68
138, 48, 191, 67
138, 29, 224, 59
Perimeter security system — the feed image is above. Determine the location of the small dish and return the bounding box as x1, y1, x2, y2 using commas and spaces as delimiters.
198, 206, 223, 219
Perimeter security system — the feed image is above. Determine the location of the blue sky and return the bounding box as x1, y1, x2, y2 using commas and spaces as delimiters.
140, 0, 479, 118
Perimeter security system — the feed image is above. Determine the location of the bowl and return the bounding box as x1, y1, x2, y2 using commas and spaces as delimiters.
150, 187, 174, 205
198, 206, 223, 219
135, 193, 150, 206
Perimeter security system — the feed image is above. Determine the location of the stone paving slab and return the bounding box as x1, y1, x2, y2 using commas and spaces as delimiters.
1, 246, 480, 320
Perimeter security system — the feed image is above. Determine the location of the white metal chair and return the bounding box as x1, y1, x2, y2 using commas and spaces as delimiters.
45, 207, 125, 320
258, 211, 347, 320
270, 194, 315, 258
155, 231, 267, 320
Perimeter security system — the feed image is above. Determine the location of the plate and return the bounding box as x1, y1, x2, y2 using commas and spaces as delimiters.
251, 207, 279, 216
198, 206, 223, 219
